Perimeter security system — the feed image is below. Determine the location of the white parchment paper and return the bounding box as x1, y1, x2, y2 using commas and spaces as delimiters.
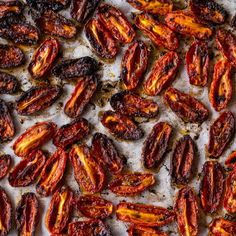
0, 0, 236, 235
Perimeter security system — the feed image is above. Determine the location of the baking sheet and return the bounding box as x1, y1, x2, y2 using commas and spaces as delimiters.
1, 0, 236, 235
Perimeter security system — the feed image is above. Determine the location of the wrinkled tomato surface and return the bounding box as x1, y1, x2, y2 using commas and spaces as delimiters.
209, 218, 236, 236
0, 154, 11, 180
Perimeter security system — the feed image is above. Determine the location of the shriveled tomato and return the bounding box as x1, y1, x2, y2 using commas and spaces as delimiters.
8, 150, 46, 187
0, 187, 12, 236
209, 59, 232, 111
164, 87, 209, 123
208, 111, 235, 158
186, 40, 209, 87
71, 0, 101, 24
121, 40, 148, 90
53, 118, 90, 149
70, 144, 105, 194
28, 38, 59, 79
110, 91, 159, 118
97, 4, 135, 44
0, 154, 11, 180
0, 17, 39, 45
0, 44, 25, 68
68, 220, 112, 236
0, 71, 19, 94
101, 110, 144, 140
91, 132, 124, 174
34, 10, 77, 39
0, 0, 23, 19
64, 76, 97, 118
128, 225, 168, 236
144, 51, 180, 96
127, 0, 173, 15
135, 13, 179, 51
209, 218, 236, 236
175, 186, 199, 236
45, 186, 73, 234
225, 151, 236, 170
52, 56, 99, 80
189, 0, 228, 24
85, 18, 118, 59
109, 172, 155, 196
36, 148, 68, 196
16, 192, 39, 236
76, 195, 113, 219
165, 10, 213, 39
171, 135, 196, 185
0, 99, 15, 142
224, 169, 236, 214
116, 202, 175, 227
216, 29, 236, 68
16, 86, 62, 116
200, 161, 225, 213
13, 121, 57, 157
142, 122, 172, 169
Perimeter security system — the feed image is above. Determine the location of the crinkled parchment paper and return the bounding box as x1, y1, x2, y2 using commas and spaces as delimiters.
1, 0, 236, 235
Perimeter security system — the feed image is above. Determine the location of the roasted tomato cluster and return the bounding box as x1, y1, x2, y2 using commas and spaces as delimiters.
0, 0, 236, 235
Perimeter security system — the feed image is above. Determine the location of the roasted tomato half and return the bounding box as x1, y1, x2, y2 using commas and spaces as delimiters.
101, 110, 144, 140
171, 135, 196, 186
135, 13, 179, 51
175, 186, 199, 236
128, 225, 168, 236
110, 91, 159, 118
91, 132, 124, 174
142, 122, 172, 169
121, 40, 148, 90
27, 0, 70, 12
209, 218, 236, 235
36, 148, 68, 196
45, 186, 73, 234
116, 202, 175, 227
165, 11, 213, 39
0, 187, 12, 236
164, 87, 209, 123
109, 172, 155, 196
68, 220, 112, 236
76, 195, 113, 219
8, 150, 46, 187
13, 121, 56, 157
225, 151, 236, 170
0, 154, 11, 180
64, 76, 97, 118
52, 57, 99, 80
216, 29, 236, 68
85, 18, 118, 59
28, 38, 59, 79
209, 59, 232, 112
0, 99, 15, 142
97, 4, 135, 44
16, 86, 62, 116
200, 161, 225, 213
144, 51, 180, 96
0, 0, 23, 19
186, 40, 209, 87
71, 0, 100, 24
127, 0, 173, 15
53, 118, 90, 149
0, 71, 19, 94
0, 44, 25, 68
16, 192, 39, 236
70, 144, 105, 194
189, 0, 228, 24
34, 10, 77, 39
208, 111, 235, 158
0, 17, 39, 45
224, 169, 236, 214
